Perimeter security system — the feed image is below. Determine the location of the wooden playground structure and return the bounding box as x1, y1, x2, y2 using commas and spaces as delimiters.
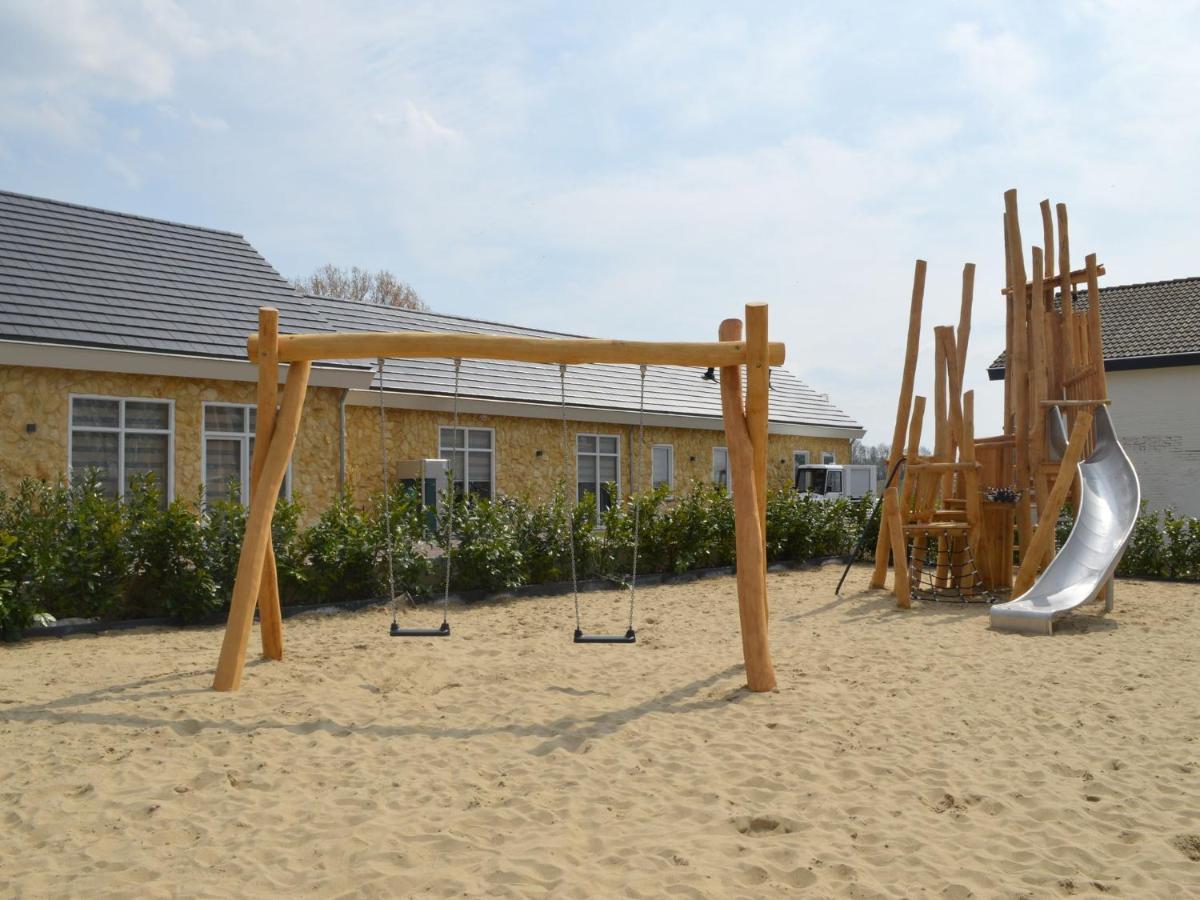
872, 189, 1112, 606
212, 304, 783, 692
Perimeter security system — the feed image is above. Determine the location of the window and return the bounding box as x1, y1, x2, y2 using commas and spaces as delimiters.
822, 450, 836, 465
577, 433, 620, 513
439, 427, 494, 499
651, 444, 674, 493
203, 403, 291, 506
69, 396, 173, 505
826, 470, 843, 493
712, 447, 729, 489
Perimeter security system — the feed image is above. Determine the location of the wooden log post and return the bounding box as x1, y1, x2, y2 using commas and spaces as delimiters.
213, 361, 312, 692
1085, 254, 1107, 400
932, 330, 951, 588
1003, 212, 1014, 436
1029, 249, 1053, 572
900, 396, 927, 586
938, 327, 965, 588
961, 391, 982, 591
718, 319, 776, 693
252, 308, 284, 661
744, 302, 770, 578
873, 261, 926, 588
956, 263, 975, 387
1004, 190, 1033, 564
1012, 408, 1095, 595
884, 486, 910, 609
1056, 204, 1077, 373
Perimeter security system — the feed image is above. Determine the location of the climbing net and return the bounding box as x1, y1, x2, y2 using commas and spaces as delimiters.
907, 529, 994, 604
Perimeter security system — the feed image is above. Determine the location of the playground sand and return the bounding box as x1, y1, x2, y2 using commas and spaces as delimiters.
1, 565, 1198, 898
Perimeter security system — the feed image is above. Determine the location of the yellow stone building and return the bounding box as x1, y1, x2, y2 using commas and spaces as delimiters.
0, 191, 863, 515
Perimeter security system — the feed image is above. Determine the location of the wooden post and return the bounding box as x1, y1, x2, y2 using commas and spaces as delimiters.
961, 391, 982, 591
884, 486, 910, 608
1029, 249, 1052, 571
873, 260, 926, 588
1003, 213, 1014, 436
252, 308, 284, 661
1085, 254, 1107, 399
1056, 204, 1076, 371
744, 302, 770, 564
718, 319, 776, 693
1040, 200, 1055, 279
213, 361, 312, 692
899, 395, 927, 514
1012, 408, 1095, 595
956, 263, 975, 386
1004, 190, 1033, 563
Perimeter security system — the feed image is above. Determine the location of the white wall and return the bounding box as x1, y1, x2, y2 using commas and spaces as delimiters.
1106, 365, 1200, 517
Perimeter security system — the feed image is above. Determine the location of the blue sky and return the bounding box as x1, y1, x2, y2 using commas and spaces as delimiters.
2, 0, 1198, 442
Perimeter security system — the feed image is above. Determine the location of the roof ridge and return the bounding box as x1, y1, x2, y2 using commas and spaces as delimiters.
0, 189, 246, 240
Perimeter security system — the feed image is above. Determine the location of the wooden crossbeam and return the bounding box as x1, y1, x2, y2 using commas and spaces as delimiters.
248, 331, 785, 368
1000, 263, 1106, 296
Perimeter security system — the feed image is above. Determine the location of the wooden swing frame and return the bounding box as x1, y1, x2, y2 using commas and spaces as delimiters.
212, 303, 783, 693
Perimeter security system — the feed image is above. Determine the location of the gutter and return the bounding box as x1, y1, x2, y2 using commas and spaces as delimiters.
987, 351, 1200, 381
344, 388, 865, 440
0, 339, 373, 390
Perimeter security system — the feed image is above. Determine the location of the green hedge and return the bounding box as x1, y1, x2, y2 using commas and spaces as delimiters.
3, 474, 1194, 640
0, 475, 878, 639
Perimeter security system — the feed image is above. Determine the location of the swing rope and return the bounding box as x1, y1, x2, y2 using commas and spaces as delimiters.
627, 364, 647, 633
560, 363, 642, 644
440, 358, 462, 627
559, 364, 583, 635
384, 356, 456, 637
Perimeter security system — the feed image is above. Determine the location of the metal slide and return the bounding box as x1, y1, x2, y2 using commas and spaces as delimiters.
990, 405, 1141, 635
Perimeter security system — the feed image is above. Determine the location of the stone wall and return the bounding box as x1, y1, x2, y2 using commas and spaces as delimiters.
345, 404, 847, 502
0, 364, 851, 515
0, 365, 343, 513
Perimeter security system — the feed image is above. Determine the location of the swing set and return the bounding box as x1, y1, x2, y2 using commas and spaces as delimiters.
212, 304, 783, 693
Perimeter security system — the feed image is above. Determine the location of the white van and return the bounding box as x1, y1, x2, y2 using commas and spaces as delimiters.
794, 464, 876, 500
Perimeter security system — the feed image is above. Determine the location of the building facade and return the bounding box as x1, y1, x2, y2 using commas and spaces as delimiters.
0, 190, 864, 514
988, 276, 1200, 517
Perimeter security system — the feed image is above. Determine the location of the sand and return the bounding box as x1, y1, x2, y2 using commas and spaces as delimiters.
1, 564, 1198, 898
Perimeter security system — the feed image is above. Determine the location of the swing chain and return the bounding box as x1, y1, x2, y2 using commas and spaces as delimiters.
560, 364, 582, 633
442, 358, 462, 625
628, 365, 647, 631
378, 357, 401, 626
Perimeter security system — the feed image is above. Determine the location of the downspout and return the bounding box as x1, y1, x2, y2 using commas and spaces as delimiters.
338, 388, 349, 497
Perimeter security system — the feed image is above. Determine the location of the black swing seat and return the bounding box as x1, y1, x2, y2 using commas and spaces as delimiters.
390, 621, 451, 637
574, 628, 636, 644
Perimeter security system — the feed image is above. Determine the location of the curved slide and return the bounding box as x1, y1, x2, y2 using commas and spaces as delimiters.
990, 405, 1141, 635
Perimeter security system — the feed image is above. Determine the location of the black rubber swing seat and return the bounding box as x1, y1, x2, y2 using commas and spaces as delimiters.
390, 621, 451, 638
574, 628, 636, 644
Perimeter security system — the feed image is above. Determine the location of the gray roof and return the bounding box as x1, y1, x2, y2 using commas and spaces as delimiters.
0, 189, 333, 358
308, 294, 862, 430
0, 189, 861, 432
988, 276, 1200, 378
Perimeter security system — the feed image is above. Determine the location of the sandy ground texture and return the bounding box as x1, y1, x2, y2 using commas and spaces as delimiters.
1, 564, 1198, 899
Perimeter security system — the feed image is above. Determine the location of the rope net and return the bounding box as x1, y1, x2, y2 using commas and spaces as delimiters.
906, 531, 994, 604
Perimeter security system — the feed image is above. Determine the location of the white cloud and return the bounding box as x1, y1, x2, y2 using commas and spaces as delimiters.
189, 111, 229, 132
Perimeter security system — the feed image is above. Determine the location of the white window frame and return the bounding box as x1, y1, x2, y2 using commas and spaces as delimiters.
712, 446, 730, 490
793, 450, 810, 468
821, 450, 836, 465
576, 432, 622, 514
67, 394, 175, 502
651, 443, 675, 494
438, 425, 496, 499
201, 402, 292, 507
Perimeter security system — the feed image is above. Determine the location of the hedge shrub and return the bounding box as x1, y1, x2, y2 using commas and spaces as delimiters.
0, 475, 1195, 640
